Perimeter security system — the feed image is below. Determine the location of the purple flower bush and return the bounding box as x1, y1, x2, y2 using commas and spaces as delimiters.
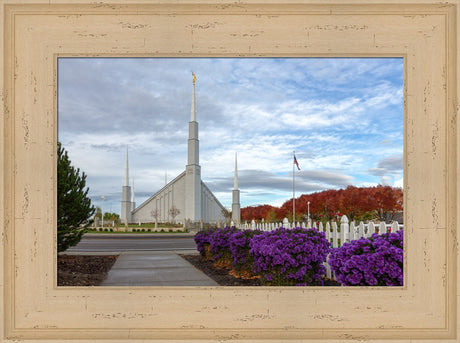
229, 229, 261, 276
209, 226, 239, 265
328, 229, 403, 286
194, 228, 216, 258
249, 227, 332, 286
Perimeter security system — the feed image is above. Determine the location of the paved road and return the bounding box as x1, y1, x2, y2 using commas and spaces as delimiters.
66, 233, 197, 252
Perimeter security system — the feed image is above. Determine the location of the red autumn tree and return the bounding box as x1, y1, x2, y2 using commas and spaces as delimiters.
240, 185, 403, 223
241, 204, 278, 221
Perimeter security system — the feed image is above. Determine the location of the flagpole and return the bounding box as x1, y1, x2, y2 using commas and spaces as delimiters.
293, 150, 295, 226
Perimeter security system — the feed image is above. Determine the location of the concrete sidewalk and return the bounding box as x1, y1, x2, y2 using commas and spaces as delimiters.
100, 251, 218, 286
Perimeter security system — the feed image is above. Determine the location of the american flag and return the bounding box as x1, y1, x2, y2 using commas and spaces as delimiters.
294, 155, 300, 170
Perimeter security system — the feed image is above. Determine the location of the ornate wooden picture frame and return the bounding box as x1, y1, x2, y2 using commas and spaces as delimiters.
1, 1, 458, 341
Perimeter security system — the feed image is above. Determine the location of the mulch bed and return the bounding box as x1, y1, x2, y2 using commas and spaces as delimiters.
180, 254, 341, 287
57, 254, 341, 287
181, 254, 262, 286
57, 255, 118, 286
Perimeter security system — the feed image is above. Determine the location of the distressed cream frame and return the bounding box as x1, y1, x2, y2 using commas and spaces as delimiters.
1, 1, 459, 342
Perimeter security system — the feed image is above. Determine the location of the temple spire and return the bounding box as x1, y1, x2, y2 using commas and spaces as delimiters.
124, 145, 129, 186
121, 145, 132, 224
131, 178, 135, 203
185, 72, 201, 221
234, 152, 238, 190
232, 152, 241, 226
187, 73, 199, 166
191, 72, 196, 122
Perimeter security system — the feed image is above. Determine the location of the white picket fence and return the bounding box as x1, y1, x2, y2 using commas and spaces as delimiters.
238, 215, 403, 281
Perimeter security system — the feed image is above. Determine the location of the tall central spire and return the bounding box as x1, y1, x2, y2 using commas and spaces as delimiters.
185, 72, 202, 222
191, 72, 196, 122
187, 72, 199, 166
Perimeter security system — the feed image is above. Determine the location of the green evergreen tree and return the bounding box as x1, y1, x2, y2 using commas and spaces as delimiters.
57, 142, 95, 252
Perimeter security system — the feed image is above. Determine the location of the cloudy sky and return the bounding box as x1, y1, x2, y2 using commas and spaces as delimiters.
58, 58, 403, 214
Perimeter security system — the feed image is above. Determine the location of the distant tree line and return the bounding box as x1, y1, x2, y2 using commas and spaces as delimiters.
94, 207, 120, 224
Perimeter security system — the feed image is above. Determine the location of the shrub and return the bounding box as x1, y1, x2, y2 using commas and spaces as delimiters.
194, 228, 217, 260
148, 229, 151, 232
209, 226, 238, 267
249, 227, 331, 286
229, 229, 261, 277
328, 229, 403, 286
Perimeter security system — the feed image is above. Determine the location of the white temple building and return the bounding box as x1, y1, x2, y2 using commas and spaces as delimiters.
121, 74, 239, 225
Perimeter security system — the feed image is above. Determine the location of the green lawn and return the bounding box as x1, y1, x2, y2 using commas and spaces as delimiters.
87, 225, 187, 234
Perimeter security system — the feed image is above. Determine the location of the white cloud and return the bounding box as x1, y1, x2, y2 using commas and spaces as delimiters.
58, 57, 404, 213
394, 177, 404, 188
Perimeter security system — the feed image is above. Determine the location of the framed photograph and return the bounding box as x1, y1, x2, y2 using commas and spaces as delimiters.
1, 1, 458, 342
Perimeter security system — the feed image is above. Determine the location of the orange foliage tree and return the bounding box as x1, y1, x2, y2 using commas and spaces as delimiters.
241, 205, 278, 222
240, 186, 403, 223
